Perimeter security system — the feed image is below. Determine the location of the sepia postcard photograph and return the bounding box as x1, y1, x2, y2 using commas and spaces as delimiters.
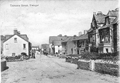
0, 0, 119, 83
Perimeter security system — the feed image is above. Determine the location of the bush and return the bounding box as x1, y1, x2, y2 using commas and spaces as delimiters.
90, 47, 98, 52
97, 51, 119, 61
59, 54, 67, 58
21, 52, 27, 56
79, 51, 119, 61
80, 52, 99, 60
6, 56, 15, 62
15, 55, 21, 59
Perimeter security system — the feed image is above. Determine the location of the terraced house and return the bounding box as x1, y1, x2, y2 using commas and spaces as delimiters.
61, 31, 88, 55
49, 34, 68, 55
62, 36, 77, 55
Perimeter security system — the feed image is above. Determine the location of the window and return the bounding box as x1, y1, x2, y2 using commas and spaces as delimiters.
14, 38, 17, 43
6, 44, 8, 50
99, 28, 110, 43
23, 44, 26, 49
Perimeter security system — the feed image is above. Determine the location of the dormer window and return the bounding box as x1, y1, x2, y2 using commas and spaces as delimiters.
14, 38, 17, 43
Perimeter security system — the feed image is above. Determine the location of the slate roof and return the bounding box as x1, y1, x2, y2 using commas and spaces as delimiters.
49, 36, 61, 43
99, 16, 118, 30
107, 8, 119, 17
99, 8, 119, 30
49, 36, 70, 45
61, 34, 88, 42
3, 33, 29, 43
61, 36, 73, 42
72, 34, 88, 41
112, 17, 118, 24
94, 12, 107, 24
1, 35, 5, 41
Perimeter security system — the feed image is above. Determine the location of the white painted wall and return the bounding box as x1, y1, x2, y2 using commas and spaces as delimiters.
55, 46, 58, 53
3, 35, 29, 56
55, 46, 62, 54
66, 41, 77, 55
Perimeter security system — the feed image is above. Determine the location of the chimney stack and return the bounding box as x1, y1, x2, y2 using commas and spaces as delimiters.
97, 11, 102, 15
14, 29, 20, 35
78, 32, 82, 36
84, 30, 88, 34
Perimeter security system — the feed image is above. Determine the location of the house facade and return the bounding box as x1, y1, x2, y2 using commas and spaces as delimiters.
49, 35, 68, 55
41, 44, 49, 53
73, 34, 88, 54
62, 33, 88, 55
88, 11, 107, 53
98, 8, 119, 53
88, 8, 119, 53
3, 29, 30, 56
61, 36, 76, 55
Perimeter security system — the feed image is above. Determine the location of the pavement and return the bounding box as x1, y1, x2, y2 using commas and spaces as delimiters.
1, 54, 119, 83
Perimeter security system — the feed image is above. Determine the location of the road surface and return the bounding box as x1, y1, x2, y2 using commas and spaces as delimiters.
1, 54, 119, 83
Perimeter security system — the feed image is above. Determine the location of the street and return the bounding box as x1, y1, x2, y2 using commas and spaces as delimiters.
1, 54, 119, 83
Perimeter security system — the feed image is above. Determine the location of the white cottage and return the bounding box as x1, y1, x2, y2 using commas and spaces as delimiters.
3, 30, 30, 56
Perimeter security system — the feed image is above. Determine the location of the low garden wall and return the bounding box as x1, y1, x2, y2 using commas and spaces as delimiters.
77, 59, 119, 76
1, 60, 7, 71
77, 59, 90, 70
94, 61, 119, 76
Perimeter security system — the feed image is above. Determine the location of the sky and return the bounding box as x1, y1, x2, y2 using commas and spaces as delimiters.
0, 0, 118, 46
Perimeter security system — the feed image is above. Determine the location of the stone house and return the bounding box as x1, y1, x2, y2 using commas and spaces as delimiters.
2, 29, 31, 56
87, 11, 107, 52
98, 8, 119, 53
72, 34, 88, 54
88, 8, 119, 53
62, 36, 77, 55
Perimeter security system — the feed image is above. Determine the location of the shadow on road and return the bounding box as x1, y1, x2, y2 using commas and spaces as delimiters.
1, 66, 9, 72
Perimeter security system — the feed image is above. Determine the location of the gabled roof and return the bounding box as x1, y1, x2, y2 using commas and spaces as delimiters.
90, 12, 107, 32
3, 34, 29, 43
62, 34, 88, 42
107, 8, 119, 17
112, 17, 118, 24
1, 35, 5, 41
49, 36, 71, 44
20, 34, 29, 41
49, 36, 62, 43
61, 36, 73, 42
94, 12, 106, 24
72, 34, 88, 41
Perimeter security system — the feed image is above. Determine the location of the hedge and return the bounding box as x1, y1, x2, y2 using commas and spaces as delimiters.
80, 51, 119, 61
95, 63, 119, 76
5, 55, 29, 62
80, 52, 99, 60
77, 60, 90, 70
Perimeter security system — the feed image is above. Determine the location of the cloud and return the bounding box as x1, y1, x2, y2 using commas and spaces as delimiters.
0, 0, 118, 45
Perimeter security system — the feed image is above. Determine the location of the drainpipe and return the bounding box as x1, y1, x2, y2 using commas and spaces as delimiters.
110, 25, 113, 53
